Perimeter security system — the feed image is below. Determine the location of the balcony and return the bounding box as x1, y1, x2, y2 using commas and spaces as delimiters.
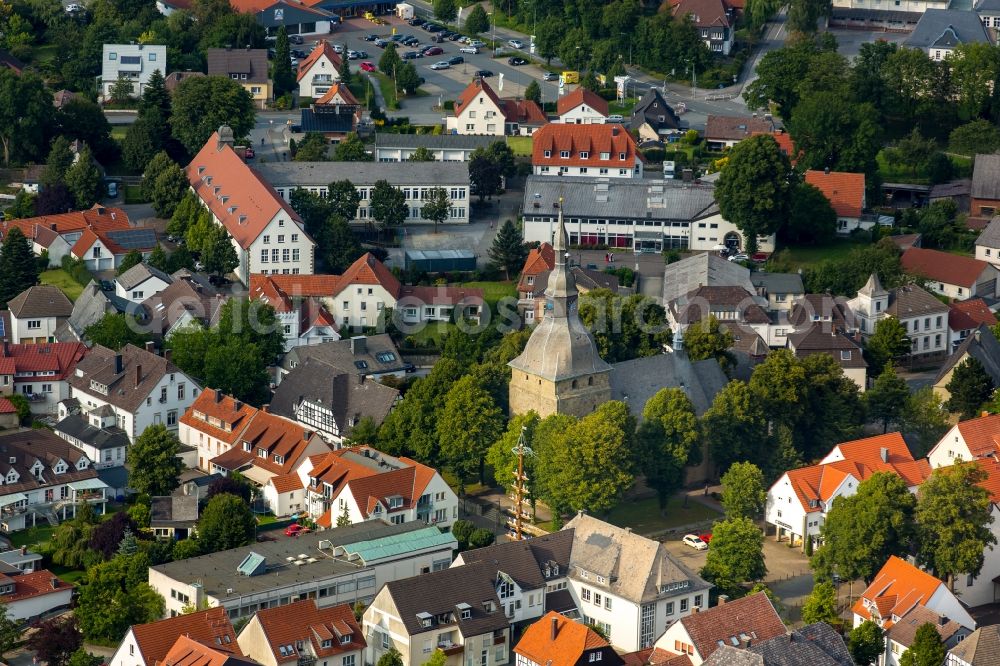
493, 635, 505, 646
298, 657, 316, 666
440, 644, 464, 657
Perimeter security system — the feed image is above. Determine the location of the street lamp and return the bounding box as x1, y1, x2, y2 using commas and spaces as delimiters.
686, 60, 697, 94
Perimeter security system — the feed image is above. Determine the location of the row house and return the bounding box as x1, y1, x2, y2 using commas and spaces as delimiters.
521, 177, 776, 255
54, 402, 129, 469
269, 357, 399, 444
296, 446, 456, 528
238, 599, 365, 666
0, 568, 74, 622
186, 126, 316, 284
66, 342, 200, 440
531, 124, 643, 179
447, 78, 546, 136
902, 247, 1000, 301
373, 133, 498, 163
0, 340, 87, 415
0, 429, 111, 532
259, 162, 472, 226
765, 432, 931, 551
847, 273, 951, 361
180, 388, 331, 515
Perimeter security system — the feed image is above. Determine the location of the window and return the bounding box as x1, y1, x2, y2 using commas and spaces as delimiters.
580, 151, 589, 159
694, 594, 702, 608
581, 588, 591, 602
109, 52, 117, 60
560, 151, 570, 158
167, 410, 177, 426
343, 656, 355, 666
260, 249, 268, 263
594, 593, 602, 606
604, 596, 611, 610
680, 598, 688, 612
840, 350, 851, 361
178, 383, 185, 400
544, 150, 551, 158
27, 320, 40, 330
263, 235, 270, 244
619, 152, 626, 160
292, 234, 299, 242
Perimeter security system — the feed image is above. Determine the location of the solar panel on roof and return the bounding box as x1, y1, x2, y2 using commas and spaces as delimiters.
106, 229, 156, 250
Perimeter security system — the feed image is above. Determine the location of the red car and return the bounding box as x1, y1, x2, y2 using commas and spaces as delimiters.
285, 523, 310, 537
699, 533, 713, 544
424, 46, 444, 56
360, 61, 376, 72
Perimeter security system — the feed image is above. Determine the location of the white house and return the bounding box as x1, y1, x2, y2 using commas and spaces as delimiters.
297, 41, 341, 99
70, 228, 157, 272
0, 570, 74, 622
237, 599, 366, 666
0, 205, 132, 266
884, 601, 971, 665
853, 556, 976, 633
66, 343, 201, 441
298, 447, 456, 529
974, 216, 1000, 268
186, 127, 315, 284
447, 78, 508, 136
115, 263, 173, 305
653, 593, 786, 666
54, 403, 130, 469
903, 9, 993, 61
531, 124, 643, 179
7, 285, 72, 345
556, 88, 609, 125
766, 433, 930, 551
847, 274, 951, 360
0, 341, 87, 415
109, 607, 236, 666
902, 247, 1000, 301
805, 170, 869, 234
249, 274, 339, 352
100, 44, 166, 99
927, 412, 1000, 469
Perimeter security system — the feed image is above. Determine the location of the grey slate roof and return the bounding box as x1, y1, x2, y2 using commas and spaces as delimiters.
269, 357, 400, 437
53, 413, 129, 450
749, 272, 804, 296
150, 495, 199, 527
948, 624, 1000, 664
253, 161, 470, 188
373, 133, 499, 151
457, 529, 575, 591
630, 88, 682, 133
662, 253, 756, 305
384, 561, 510, 637
886, 604, 965, 649
281, 334, 406, 375
116, 263, 174, 292
887, 283, 950, 319
8, 285, 73, 319
935, 324, 1000, 385
57, 281, 130, 343
976, 216, 1000, 249
206, 48, 269, 84
68, 343, 190, 412
524, 176, 720, 225
611, 352, 728, 416
904, 9, 991, 50
973, 154, 1000, 200
563, 513, 712, 605
976, 0, 1000, 11
705, 623, 852, 666
786, 324, 867, 369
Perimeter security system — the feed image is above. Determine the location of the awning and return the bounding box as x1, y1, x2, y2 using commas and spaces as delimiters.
68, 479, 111, 491
241, 466, 274, 487
0, 493, 27, 506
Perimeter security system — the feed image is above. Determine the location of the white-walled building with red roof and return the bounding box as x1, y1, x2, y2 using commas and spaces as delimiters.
186, 127, 315, 285
297, 41, 342, 99
249, 274, 340, 352
447, 78, 547, 136
532, 123, 643, 179
296, 446, 457, 529
238, 599, 364, 666
556, 88, 610, 125
765, 432, 931, 551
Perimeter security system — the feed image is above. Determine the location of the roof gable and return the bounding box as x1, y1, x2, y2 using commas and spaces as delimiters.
677, 593, 786, 660
556, 88, 609, 117
131, 607, 236, 666
804, 170, 865, 218
297, 41, 342, 82
854, 556, 946, 624
453, 78, 504, 118
901, 247, 991, 288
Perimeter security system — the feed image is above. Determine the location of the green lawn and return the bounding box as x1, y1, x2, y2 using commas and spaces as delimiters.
507, 136, 532, 156
402, 320, 458, 349
124, 184, 148, 204
606, 496, 721, 535
110, 126, 128, 141
609, 98, 638, 116
9, 524, 56, 550
777, 240, 870, 270
461, 281, 517, 307
40, 269, 85, 301
372, 72, 401, 110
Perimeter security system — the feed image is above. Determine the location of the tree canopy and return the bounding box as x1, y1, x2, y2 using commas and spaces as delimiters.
127, 424, 183, 496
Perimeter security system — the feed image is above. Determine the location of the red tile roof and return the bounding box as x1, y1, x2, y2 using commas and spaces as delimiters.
853, 556, 946, 625
0, 342, 86, 381
250, 274, 340, 297
0, 398, 16, 415
515, 612, 612, 666
180, 389, 257, 446
557, 88, 609, 118
950, 298, 997, 331
0, 569, 74, 604
209, 408, 322, 477
804, 170, 866, 218
670, 0, 731, 30
131, 607, 236, 666
902, 247, 991, 289
316, 83, 358, 107
454, 78, 504, 118
501, 99, 547, 127
71, 227, 156, 258
336, 253, 401, 297
532, 124, 643, 169
297, 41, 342, 82
157, 635, 253, 666
676, 593, 786, 660
269, 473, 302, 494
186, 132, 305, 250
0, 205, 130, 241
523, 243, 555, 275
253, 599, 365, 664
754, 130, 798, 165
954, 413, 1000, 458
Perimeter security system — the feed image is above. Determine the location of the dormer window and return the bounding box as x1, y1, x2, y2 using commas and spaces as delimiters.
461, 609, 471, 619
258, 449, 267, 458
243, 442, 252, 452
321, 640, 332, 649
579, 151, 589, 159
273, 454, 284, 464
560, 151, 570, 158
340, 635, 351, 645
544, 150, 551, 158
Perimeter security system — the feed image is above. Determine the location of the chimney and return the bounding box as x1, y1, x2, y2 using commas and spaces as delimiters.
939, 615, 948, 626
358, 373, 365, 385
261, 404, 269, 413
164, 349, 172, 362
611, 126, 619, 137
690, 606, 699, 614
351, 336, 366, 355
217, 125, 235, 150
215, 390, 223, 403
234, 400, 242, 411
976, 329, 982, 342
880, 447, 889, 463
824, 166, 830, 175
717, 595, 728, 605
114, 354, 123, 374
145, 341, 155, 353
19, 546, 25, 556
49, 223, 56, 231
135, 364, 142, 388
550, 616, 558, 641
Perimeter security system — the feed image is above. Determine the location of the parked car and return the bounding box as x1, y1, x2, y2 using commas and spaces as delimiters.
426, 23, 443, 32
447, 55, 464, 65
606, 114, 624, 123
244, 147, 255, 159
363, 33, 379, 41
475, 69, 494, 78
390, 34, 404, 42
289, 34, 303, 44
447, 32, 462, 41
65, 3, 83, 11
374, 38, 389, 47
106, 181, 118, 198
424, 46, 444, 56
682, 534, 708, 550
468, 39, 485, 47
430, 61, 450, 70
291, 49, 306, 58
542, 71, 559, 81
347, 50, 360, 59
402, 50, 421, 59
355, 50, 369, 58
728, 253, 749, 263
285, 523, 310, 537
360, 61, 376, 72
508, 57, 528, 66
332, 44, 344, 53
459, 46, 479, 54
507, 39, 524, 49
408, 16, 424, 26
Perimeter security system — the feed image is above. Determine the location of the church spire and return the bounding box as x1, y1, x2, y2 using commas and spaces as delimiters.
546, 201, 576, 319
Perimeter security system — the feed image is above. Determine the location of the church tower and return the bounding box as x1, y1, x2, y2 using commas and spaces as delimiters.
508, 206, 612, 418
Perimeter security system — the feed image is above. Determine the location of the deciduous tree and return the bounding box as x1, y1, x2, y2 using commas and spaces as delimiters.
27, 615, 81, 666
294, 133, 330, 161
636, 388, 700, 509
127, 424, 183, 497
865, 317, 911, 377
369, 180, 408, 232
525, 80, 541, 104
396, 62, 421, 95
720, 462, 766, 520
849, 620, 884, 666
0, 69, 53, 166
866, 364, 910, 433
433, 0, 457, 24
421, 187, 452, 234
200, 225, 239, 277
702, 380, 772, 474
715, 135, 791, 255
116, 250, 143, 276
84, 313, 151, 350
64, 145, 102, 209
436, 375, 504, 487
77, 552, 164, 642
171, 76, 255, 155
464, 4, 489, 35
902, 387, 949, 457
198, 493, 256, 553
579, 291, 671, 362
152, 162, 193, 218
379, 44, 402, 78
784, 181, 837, 245
916, 463, 997, 588
0, 603, 19, 661
43, 137, 75, 188
700, 517, 766, 597
408, 146, 435, 162
273, 27, 295, 98
800, 581, 838, 625
681, 315, 735, 370
324, 215, 363, 273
